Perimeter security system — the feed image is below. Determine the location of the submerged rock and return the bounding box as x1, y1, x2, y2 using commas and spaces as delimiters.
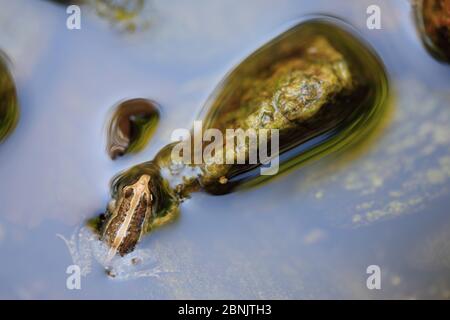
95, 0, 149, 33
198, 18, 389, 194
50, 0, 151, 33
414, 0, 450, 63
0, 53, 19, 143
106, 98, 160, 160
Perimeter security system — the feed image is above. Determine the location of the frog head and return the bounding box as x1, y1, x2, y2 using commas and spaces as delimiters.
101, 174, 154, 259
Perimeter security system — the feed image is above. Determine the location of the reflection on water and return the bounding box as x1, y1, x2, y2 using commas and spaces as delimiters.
0, 0, 450, 299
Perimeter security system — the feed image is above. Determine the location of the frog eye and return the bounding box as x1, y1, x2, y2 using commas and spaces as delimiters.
123, 188, 134, 199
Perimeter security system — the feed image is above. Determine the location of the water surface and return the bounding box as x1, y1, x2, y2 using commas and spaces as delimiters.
0, 0, 449, 299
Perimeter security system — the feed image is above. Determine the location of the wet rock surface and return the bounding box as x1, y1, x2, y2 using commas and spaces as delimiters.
415, 0, 450, 63
0, 53, 19, 143
106, 98, 160, 160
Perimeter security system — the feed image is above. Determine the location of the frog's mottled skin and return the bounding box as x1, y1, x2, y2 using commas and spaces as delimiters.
101, 174, 153, 257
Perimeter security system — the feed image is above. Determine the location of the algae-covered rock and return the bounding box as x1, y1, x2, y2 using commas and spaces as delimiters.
0, 53, 19, 143
415, 0, 450, 63
106, 98, 160, 160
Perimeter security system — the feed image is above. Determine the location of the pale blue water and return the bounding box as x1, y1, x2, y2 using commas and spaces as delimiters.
0, 0, 449, 299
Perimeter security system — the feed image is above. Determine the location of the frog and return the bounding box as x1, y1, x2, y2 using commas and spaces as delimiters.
101, 174, 154, 259
58, 166, 179, 279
